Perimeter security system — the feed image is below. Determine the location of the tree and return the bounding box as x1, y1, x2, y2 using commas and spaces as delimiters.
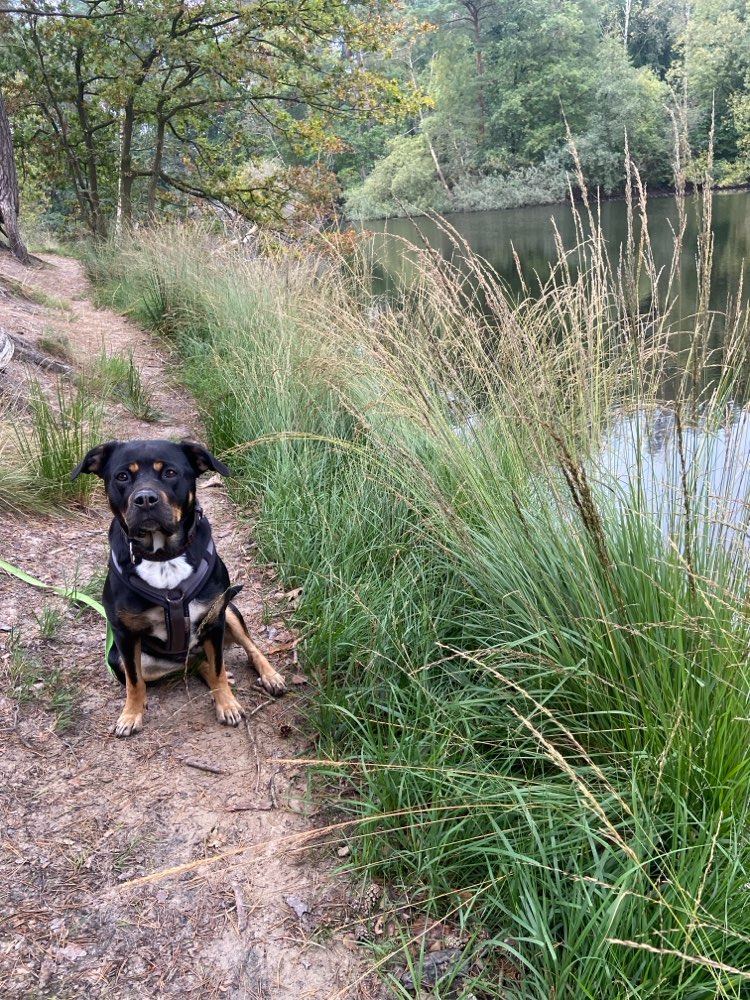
3, 0, 415, 233
0, 87, 30, 264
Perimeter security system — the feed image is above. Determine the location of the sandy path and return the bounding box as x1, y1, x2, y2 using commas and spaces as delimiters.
0, 251, 379, 1000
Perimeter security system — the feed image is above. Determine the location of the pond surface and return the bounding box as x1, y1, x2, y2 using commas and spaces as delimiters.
364, 189, 750, 319
365, 192, 750, 538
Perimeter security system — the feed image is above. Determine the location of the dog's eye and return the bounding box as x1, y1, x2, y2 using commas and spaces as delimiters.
114, 472, 129, 482
164, 468, 178, 479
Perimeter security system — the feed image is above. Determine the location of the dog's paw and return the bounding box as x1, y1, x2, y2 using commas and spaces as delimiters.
257, 667, 286, 696
114, 709, 145, 738
213, 689, 246, 727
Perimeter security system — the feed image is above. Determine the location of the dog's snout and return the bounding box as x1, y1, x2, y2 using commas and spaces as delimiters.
133, 489, 160, 509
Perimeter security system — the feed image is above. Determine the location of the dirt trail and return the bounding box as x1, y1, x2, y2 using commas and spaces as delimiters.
0, 252, 380, 1000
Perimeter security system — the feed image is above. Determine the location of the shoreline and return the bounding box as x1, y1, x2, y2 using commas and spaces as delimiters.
348, 179, 750, 225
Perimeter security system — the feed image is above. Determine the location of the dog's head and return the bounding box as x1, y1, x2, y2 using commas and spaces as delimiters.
72, 439, 231, 540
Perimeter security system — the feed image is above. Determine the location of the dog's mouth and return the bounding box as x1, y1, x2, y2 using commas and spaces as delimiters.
125, 512, 177, 537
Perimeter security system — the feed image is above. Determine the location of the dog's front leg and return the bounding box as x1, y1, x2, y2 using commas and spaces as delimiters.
198, 622, 245, 727
114, 633, 147, 737
225, 604, 286, 695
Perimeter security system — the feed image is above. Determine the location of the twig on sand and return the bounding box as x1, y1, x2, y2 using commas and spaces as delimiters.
244, 716, 262, 792
179, 757, 227, 775
247, 698, 273, 718
231, 879, 248, 932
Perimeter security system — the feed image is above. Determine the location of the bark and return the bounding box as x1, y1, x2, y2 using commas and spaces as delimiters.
118, 97, 136, 228
74, 46, 106, 237
146, 115, 166, 217
465, 2, 486, 139
0, 90, 30, 265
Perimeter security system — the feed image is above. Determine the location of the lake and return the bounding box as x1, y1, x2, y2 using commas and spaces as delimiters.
364, 189, 750, 319
364, 191, 750, 542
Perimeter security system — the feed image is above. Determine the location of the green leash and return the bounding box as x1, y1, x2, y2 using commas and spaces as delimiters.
0, 557, 115, 671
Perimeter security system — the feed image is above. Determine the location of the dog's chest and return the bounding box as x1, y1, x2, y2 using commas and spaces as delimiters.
135, 556, 193, 590
133, 557, 212, 680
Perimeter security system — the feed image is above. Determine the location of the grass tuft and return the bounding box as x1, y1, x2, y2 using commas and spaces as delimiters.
86, 348, 161, 422
86, 194, 750, 998
14, 376, 104, 506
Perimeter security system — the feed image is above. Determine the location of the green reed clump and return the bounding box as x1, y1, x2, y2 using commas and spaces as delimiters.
86, 348, 160, 422
14, 377, 104, 506
88, 208, 750, 998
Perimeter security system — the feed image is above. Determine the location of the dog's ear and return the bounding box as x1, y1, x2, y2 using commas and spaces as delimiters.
71, 441, 120, 480
179, 440, 232, 478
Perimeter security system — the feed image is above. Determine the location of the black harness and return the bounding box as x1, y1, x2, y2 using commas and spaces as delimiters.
109, 513, 217, 657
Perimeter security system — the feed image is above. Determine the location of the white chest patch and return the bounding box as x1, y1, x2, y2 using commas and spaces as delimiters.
135, 555, 193, 591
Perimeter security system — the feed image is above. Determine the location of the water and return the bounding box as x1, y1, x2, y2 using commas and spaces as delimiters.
364, 192, 750, 540
596, 405, 750, 552
364, 190, 750, 317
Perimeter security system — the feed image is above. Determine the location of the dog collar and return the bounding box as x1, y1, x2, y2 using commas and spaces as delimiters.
109, 512, 217, 656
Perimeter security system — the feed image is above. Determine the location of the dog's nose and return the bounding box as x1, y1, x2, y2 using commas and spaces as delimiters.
133, 489, 160, 509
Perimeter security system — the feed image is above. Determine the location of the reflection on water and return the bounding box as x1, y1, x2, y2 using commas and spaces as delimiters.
365, 190, 750, 320
597, 406, 750, 546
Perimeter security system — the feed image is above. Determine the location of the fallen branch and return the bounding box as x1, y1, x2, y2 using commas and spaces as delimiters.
8, 331, 73, 375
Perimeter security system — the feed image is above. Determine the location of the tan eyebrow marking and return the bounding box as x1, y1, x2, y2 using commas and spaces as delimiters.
153, 461, 164, 472
128, 463, 140, 473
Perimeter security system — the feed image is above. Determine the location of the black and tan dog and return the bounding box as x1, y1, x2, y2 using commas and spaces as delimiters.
72, 438, 285, 737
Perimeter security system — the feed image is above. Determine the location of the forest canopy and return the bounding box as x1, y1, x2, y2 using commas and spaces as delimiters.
0, 0, 416, 234
2, 0, 750, 230
344, 0, 750, 218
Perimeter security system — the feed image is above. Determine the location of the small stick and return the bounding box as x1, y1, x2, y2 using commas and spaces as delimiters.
244, 717, 262, 792
231, 880, 248, 932
247, 698, 273, 718
180, 757, 227, 775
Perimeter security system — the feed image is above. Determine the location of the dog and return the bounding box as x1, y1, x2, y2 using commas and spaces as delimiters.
71, 438, 286, 737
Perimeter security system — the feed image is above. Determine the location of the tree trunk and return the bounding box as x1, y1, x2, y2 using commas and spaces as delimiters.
147, 115, 166, 217
0, 89, 30, 265
118, 97, 136, 228
468, 4, 486, 140
75, 47, 106, 237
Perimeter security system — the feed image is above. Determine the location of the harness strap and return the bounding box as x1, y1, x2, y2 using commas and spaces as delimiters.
109, 530, 217, 656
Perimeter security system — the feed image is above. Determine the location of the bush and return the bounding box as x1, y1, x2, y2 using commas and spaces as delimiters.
345, 134, 451, 220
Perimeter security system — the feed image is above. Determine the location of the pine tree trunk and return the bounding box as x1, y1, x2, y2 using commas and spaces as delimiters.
0, 89, 30, 265
147, 116, 167, 218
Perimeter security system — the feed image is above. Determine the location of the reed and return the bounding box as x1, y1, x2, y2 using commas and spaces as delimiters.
87, 183, 750, 997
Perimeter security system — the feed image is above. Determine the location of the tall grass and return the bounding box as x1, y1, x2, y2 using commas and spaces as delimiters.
13, 376, 104, 506
87, 183, 750, 997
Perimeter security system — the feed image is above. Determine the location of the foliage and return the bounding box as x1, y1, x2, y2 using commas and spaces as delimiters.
342, 0, 750, 218
345, 134, 450, 219
449, 151, 571, 212
8, 0, 750, 224
1, 0, 416, 233
90, 203, 750, 996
